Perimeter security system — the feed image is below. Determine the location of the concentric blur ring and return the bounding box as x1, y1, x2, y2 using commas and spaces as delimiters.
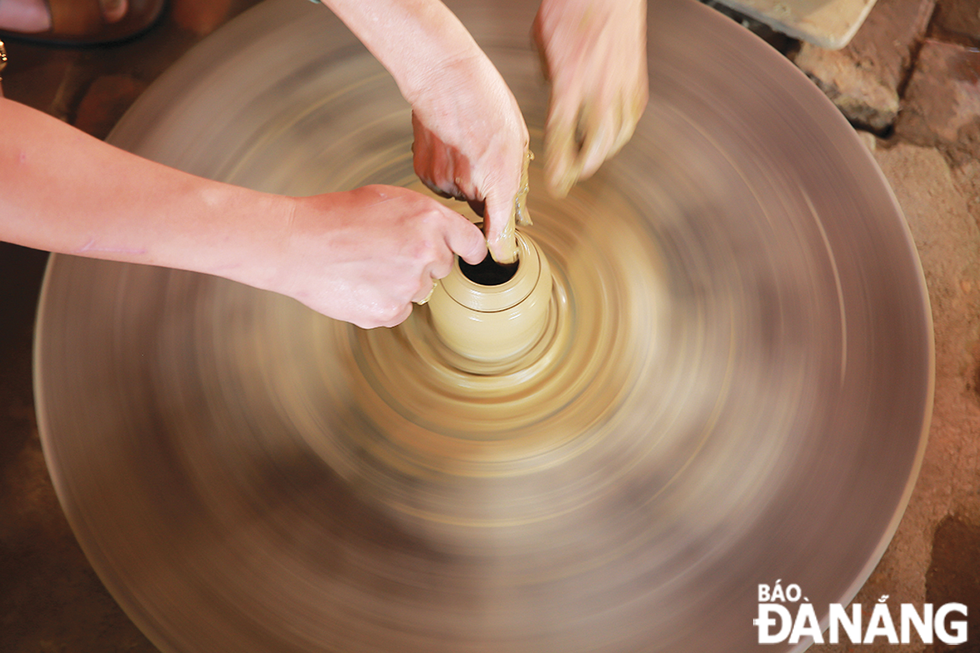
34, 1, 932, 652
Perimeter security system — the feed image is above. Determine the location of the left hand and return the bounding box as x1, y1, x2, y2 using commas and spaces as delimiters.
534, 0, 649, 197
270, 185, 487, 328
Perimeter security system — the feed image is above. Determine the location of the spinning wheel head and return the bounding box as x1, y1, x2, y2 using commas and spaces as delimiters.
33, 0, 932, 651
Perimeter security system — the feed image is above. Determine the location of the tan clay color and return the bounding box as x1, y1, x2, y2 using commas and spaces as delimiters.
28, 1, 934, 650
486, 148, 534, 265
428, 230, 552, 364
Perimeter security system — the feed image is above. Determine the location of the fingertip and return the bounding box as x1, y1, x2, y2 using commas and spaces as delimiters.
611, 119, 635, 157
543, 118, 580, 198
488, 240, 518, 266
460, 229, 489, 265
543, 144, 566, 195
448, 212, 489, 265
482, 198, 521, 263
614, 94, 645, 155
579, 120, 612, 180
460, 242, 489, 266
545, 156, 576, 197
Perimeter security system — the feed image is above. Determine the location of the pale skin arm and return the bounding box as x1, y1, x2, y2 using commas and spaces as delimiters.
318, 0, 530, 264
534, 0, 649, 197
0, 97, 487, 328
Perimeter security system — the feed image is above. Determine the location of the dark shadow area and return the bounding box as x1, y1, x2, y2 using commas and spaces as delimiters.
926, 514, 980, 653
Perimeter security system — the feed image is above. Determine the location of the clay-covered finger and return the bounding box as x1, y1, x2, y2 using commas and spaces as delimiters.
482, 145, 531, 264
482, 190, 519, 265
515, 148, 533, 227
543, 100, 585, 198
611, 86, 648, 155
577, 107, 617, 181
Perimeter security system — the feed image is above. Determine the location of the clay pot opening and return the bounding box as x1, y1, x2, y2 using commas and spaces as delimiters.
459, 253, 519, 286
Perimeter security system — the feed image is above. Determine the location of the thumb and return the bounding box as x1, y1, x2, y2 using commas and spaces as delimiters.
444, 210, 488, 266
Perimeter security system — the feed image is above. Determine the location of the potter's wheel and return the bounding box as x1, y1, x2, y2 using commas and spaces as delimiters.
33, 0, 933, 651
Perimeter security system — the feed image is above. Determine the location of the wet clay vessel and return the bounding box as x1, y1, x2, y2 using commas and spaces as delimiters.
428, 231, 552, 365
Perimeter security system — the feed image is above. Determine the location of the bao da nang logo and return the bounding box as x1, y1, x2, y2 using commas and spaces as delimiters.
755, 581, 968, 645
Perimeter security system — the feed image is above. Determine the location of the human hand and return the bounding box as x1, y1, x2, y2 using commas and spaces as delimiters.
276, 185, 487, 328
0, 96, 481, 332
410, 53, 531, 265
533, 0, 649, 197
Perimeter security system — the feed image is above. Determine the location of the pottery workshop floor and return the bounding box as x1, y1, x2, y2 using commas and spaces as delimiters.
1, 0, 978, 651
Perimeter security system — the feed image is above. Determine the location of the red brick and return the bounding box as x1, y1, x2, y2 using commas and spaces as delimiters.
895, 39, 980, 159
793, 0, 936, 131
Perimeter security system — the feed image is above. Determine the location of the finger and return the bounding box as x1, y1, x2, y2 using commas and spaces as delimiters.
515, 148, 533, 227
355, 300, 413, 329
412, 113, 464, 200
577, 107, 617, 180
425, 246, 455, 282
544, 95, 585, 198
479, 143, 528, 264
412, 276, 439, 305
414, 145, 463, 200
611, 113, 636, 157
577, 78, 649, 182
416, 164, 469, 202
444, 211, 488, 265
483, 190, 518, 265
611, 86, 647, 155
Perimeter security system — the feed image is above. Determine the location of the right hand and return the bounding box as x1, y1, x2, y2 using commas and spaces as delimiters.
409, 52, 531, 265
275, 185, 487, 328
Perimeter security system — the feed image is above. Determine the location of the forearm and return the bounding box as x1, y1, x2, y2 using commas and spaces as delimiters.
0, 97, 290, 289
317, 0, 484, 105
